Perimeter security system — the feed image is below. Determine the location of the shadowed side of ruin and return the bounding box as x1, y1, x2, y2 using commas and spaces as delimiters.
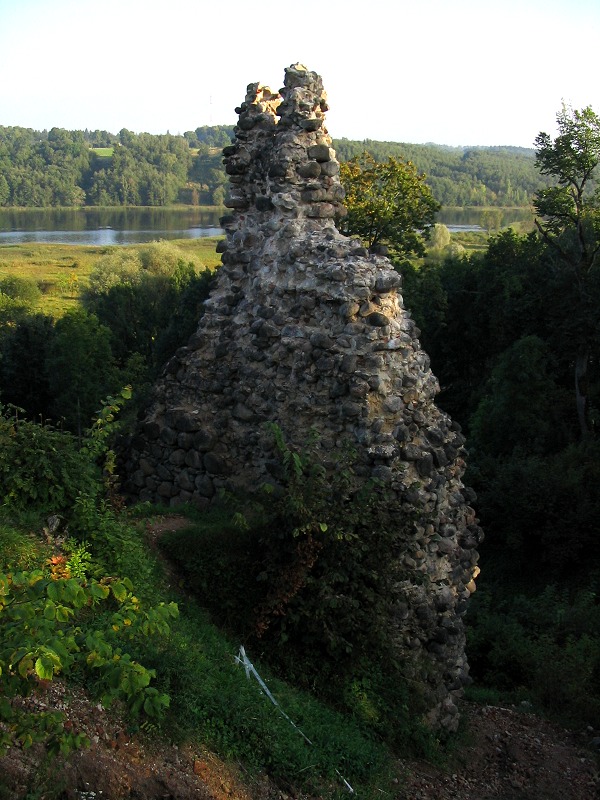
123, 64, 483, 731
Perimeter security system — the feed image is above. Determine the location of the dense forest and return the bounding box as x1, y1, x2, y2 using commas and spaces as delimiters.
0, 125, 234, 208
335, 139, 543, 206
405, 230, 600, 725
0, 123, 548, 209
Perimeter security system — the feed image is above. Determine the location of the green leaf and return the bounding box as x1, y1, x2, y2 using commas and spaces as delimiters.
18, 656, 33, 678
43, 600, 56, 621
63, 579, 87, 608
46, 581, 59, 601
55, 605, 72, 623
111, 581, 128, 603
35, 655, 56, 681
89, 582, 110, 600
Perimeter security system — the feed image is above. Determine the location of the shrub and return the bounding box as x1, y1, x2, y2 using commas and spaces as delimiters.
0, 276, 42, 304
87, 249, 143, 296
0, 313, 55, 419
0, 409, 98, 513
138, 240, 204, 276
0, 561, 177, 756
0, 386, 179, 756
466, 580, 600, 727
469, 439, 600, 576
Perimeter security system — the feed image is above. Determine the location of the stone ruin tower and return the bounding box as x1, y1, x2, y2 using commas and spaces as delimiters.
124, 64, 482, 731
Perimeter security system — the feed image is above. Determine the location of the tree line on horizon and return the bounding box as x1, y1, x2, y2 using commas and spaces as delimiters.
0, 123, 549, 209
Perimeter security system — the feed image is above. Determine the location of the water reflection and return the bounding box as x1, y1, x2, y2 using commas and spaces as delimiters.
0, 208, 224, 245
0, 227, 223, 246
437, 207, 534, 229
0, 206, 535, 246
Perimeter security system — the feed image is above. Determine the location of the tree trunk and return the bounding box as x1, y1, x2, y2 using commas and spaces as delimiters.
575, 345, 590, 437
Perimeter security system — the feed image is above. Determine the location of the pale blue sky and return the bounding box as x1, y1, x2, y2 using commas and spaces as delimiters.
1, 0, 599, 147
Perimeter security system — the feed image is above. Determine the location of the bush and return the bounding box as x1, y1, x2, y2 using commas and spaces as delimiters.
0, 409, 98, 513
47, 309, 120, 435
138, 240, 204, 276
0, 276, 41, 304
87, 249, 143, 296
0, 560, 177, 756
466, 580, 600, 727
0, 313, 55, 418
0, 389, 179, 757
469, 439, 600, 575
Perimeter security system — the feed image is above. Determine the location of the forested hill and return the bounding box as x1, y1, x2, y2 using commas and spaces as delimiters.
0, 124, 545, 208
334, 139, 542, 206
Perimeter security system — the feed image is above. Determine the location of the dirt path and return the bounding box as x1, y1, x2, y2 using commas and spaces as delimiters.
395, 703, 598, 799
2, 682, 597, 799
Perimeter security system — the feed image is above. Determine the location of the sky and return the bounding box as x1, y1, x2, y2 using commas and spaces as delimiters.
0, 0, 599, 149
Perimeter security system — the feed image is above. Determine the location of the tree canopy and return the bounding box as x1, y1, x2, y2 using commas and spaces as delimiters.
533, 104, 600, 436
0, 124, 548, 209
338, 152, 440, 258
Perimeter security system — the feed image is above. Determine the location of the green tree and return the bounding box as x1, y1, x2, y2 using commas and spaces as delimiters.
338, 152, 440, 258
428, 223, 451, 250
480, 208, 503, 234
469, 335, 571, 457
47, 309, 118, 436
0, 313, 55, 419
0, 173, 9, 206
533, 104, 600, 436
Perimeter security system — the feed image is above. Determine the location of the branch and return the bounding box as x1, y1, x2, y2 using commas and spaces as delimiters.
534, 218, 578, 270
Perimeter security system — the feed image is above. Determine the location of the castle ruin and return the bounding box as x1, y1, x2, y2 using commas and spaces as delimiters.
124, 64, 482, 731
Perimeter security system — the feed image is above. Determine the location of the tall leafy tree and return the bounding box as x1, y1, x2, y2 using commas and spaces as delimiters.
533, 104, 600, 436
0, 313, 55, 418
338, 152, 440, 258
47, 309, 118, 436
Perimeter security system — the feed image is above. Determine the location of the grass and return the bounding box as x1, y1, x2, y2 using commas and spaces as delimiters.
450, 229, 489, 251
0, 243, 106, 315
0, 238, 223, 316
90, 147, 114, 158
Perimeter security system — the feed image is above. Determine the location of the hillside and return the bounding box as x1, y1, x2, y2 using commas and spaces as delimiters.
333, 139, 543, 206
1, 517, 597, 800
0, 124, 544, 209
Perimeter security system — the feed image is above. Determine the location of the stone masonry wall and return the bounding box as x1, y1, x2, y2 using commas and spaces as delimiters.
123, 64, 483, 731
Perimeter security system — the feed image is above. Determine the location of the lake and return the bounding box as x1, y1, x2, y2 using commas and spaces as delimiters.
0, 207, 534, 245
439, 207, 534, 232
0, 208, 224, 245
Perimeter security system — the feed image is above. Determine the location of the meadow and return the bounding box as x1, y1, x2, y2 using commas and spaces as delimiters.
0, 237, 223, 316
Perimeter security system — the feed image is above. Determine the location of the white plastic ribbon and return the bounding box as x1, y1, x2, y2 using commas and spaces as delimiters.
235, 645, 354, 793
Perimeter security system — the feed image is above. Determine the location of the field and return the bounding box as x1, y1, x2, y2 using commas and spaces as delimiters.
90, 147, 114, 158
0, 238, 223, 316
0, 228, 492, 317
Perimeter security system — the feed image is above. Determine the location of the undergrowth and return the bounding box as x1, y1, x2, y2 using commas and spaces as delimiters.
0, 406, 401, 797
159, 428, 442, 760
465, 577, 600, 728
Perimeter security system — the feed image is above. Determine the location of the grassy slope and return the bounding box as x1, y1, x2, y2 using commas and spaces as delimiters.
0, 509, 395, 799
